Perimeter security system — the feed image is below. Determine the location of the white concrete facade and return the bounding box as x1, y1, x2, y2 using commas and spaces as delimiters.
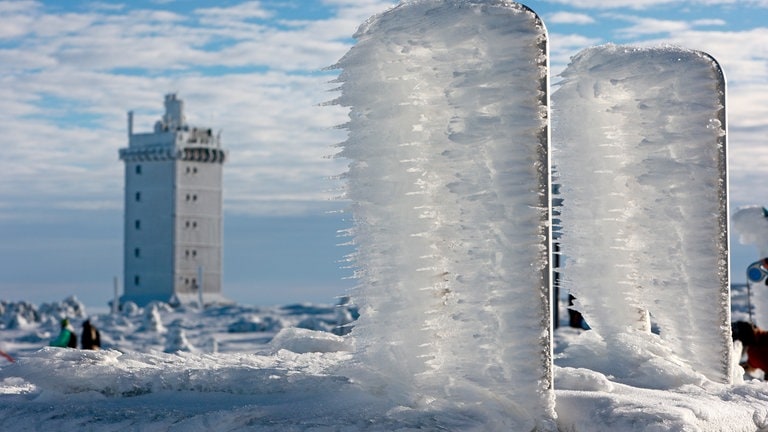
119, 94, 227, 306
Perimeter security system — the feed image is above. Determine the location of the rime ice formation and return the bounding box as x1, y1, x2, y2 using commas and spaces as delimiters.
332, 0, 554, 428
553, 44, 731, 383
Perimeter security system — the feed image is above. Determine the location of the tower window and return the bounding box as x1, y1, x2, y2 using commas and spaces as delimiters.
135, 192, 141, 202
136, 165, 142, 174
134, 275, 140, 286
134, 248, 140, 258
135, 219, 141, 230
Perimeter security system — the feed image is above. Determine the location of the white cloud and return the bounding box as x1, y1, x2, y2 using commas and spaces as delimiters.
0, 1, 387, 219
543, 0, 677, 9
609, 14, 691, 37
3, 0, 766, 222
0, 1, 41, 39
85, 2, 126, 12
693, 18, 726, 26
544, 0, 768, 9
549, 33, 603, 75
694, 0, 768, 5
0, 0, 40, 14
194, 1, 273, 20
547, 11, 595, 24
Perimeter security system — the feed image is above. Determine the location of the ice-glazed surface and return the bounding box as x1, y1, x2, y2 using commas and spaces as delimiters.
332, 0, 554, 428
553, 44, 731, 383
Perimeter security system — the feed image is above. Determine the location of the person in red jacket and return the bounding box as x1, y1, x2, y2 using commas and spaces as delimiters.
732, 321, 768, 373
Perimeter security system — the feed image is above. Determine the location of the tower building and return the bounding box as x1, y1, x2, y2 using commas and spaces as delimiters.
119, 94, 227, 306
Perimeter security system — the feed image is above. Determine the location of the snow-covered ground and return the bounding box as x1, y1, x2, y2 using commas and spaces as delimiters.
0, 289, 766, 431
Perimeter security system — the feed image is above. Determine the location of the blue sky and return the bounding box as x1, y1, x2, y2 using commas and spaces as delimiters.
0, 0, 766, 307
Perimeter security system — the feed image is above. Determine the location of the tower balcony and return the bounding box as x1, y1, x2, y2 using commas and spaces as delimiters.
119, 145, 227, 164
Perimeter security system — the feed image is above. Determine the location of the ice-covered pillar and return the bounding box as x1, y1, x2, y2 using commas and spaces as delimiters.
553, 44, 731, 383
332, 0, 554, 428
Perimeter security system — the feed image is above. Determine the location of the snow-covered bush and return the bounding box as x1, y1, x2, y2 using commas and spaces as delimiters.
120, 301, 141, 316
1, 301, 40, 329
269, 327, 350, 353
296, 317, 335, 332
227, 315, 281, 333
138, 304, 166, 333
165, 327, 196, 353
39, 296, 86, 321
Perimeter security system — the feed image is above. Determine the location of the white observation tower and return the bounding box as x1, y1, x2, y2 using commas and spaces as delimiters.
119, 94, 227, 306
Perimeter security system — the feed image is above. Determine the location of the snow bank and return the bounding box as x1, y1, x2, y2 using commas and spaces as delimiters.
269, 327, 351, 353
0, 347, 352, 398
227, 315, 282, 333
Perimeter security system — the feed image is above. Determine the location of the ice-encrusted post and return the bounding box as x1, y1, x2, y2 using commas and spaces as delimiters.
554, 45, 731, 383
331, 0, 554, 428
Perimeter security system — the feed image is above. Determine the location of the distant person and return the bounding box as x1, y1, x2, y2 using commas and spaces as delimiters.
568, 295, 589, 330
50, 318, 77, 348
81, 319, 101, 350
732, 321, 768, 374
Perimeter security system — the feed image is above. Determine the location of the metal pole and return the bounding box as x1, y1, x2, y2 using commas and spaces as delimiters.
197, 265, 204, 308
112, 276, 119, 315
747, 277, 754, 324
